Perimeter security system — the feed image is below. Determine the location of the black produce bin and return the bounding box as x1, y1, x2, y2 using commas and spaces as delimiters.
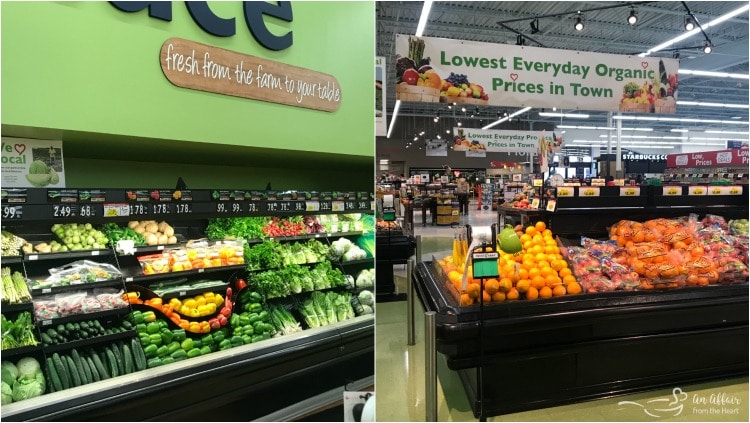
375, 230, 416, 299
413, 261, 749, 418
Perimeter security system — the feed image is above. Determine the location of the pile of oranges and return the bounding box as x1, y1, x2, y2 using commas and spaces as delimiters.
439, 221, 582, 305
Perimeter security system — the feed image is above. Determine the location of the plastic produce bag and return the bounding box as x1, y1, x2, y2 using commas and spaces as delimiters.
32, 299, 60, 320
54, 291, 87, 316
94, 288, 127, 310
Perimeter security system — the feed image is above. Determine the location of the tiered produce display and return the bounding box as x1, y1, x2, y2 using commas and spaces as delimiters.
1, 189, 374, 417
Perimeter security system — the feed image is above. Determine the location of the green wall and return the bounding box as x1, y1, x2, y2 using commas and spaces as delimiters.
2, 1, 374, 190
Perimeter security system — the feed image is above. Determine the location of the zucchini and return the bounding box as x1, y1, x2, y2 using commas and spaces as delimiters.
46, 357, 63, 392
110, 343, 125, 375
105, 347, 119, 378
86, 357, 101, 382
122, 343, 134, 374
131, 338, 147, 371
65, 355, 82, 387
91, 351, 110, 380
72, 349, 91, 385
52, 353, 70, 390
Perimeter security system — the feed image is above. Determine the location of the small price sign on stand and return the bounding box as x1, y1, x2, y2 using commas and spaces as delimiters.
472, 250, 500, 279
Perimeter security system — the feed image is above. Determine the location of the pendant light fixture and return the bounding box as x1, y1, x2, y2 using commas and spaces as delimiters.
684, 15, 695, 31
574, 13, 585, 31
627, 8, 638, 25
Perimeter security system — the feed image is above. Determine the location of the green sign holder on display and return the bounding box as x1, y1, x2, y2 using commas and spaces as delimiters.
471, 251, 499, 279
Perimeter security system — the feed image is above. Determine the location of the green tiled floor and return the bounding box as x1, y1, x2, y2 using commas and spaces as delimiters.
375, 300, 749, 422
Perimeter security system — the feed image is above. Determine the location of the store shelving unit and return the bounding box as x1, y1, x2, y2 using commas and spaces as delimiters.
1, 187, 374, 421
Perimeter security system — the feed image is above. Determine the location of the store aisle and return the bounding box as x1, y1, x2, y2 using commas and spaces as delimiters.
375, 300, 749, 422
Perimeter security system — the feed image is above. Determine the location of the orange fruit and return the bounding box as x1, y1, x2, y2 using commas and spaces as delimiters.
498, 277, 513, 293
491, 291, 506, 302
539, 286, 552, 299
482, 290, 491, 304
525, 226, 538, 237
686, 274, 700, 286
506, 287, 520, 301
537, 260, 550, 270
558, 268, 572, 278
523, 240, 534, 251
563, 274, 577, 285
566, 282, 582, 295
552, 285, 567, 297
484, 279, 499, 295
540, 267, 553, 277
690, 246, 705, 257
521, 261, 535, 271
526, 286, 539, 300
518, 268, 529, 280
531, 275, 546, 290
460, 293, 474, 305
501, 264, 516, 278
550, 259, 563, 271
528, 268, 541, 279
467, 283, 481, 299
532, 234, 544, 245
519, 234, 532, 244
545, 274, 560, 287
516, 279, 531, 293
535, 221, 547, 232
542, 229, 552, 238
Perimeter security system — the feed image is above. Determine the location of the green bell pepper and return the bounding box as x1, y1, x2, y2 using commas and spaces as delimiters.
180, 338, 194, 351
186, 348, 201, 358
146, 322, 160, 334
160, 328, 174, 344
172, 329, 186, 342
166, 341, 181, 355
143, 344, 158, 358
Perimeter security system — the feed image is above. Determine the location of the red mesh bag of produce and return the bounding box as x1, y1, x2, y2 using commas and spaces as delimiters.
600, 257, 640, 291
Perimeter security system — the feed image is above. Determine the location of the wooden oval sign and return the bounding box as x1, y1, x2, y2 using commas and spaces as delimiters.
160, 38, 341, 112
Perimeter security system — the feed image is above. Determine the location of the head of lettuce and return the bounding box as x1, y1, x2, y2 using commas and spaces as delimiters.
2, 358, 46, 405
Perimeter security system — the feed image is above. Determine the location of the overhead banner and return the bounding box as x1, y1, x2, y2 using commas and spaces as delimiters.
2, 137, 66, 188
425, 139, 448, 156
394, 34, 679, 113
453, 128, 562, 155
667, 147, 749, 167
376, 57, 387, 137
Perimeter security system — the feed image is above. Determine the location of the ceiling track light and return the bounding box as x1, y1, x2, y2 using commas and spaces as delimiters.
684, 15, 695, 31
530, 18, 540, 34
702, 41, 713, 54
574, 13, 585, 31
516, 34, 526, 46
627, 8, 638, 25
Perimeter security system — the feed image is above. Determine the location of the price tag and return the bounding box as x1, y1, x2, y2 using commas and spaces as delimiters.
688, 186, 706, 196
78, 204, 96, 218
157, 245, 165, 251
580, 187, 600, 197
294, 201, 305, 212
344, 201, 357, 211
266, 202, 278, 213
546, 200, 557, 212
28, 254, 38, 261
530, 198, 540, 209
556, 188, 574, 197
727, 186, 743, 195
129, 203, 148, 216
91, 250, 100, 256
357, 201, 369, 210
306, 201, 320, 212
198, 268, 205, 273
42, 320, 52, 326
152, 203, 171, 215
371, 201, 376, 211
663, 186, 682, 196
533, 179, 543, 187
125, 277, 134, 282
175, 203, 191, 214
471, 252, 499, 279
216, 202, 228, 213
1, 205, 22, 220
42, 288, 51, 294
332, 201, 345, 212
275, 201, 292, 212
230, 202, 243, 213
179, 291, 187, 297
246, 201, 260, 213
319, 201, 333, 212
53, 204, 76, 218
619, 187, 640, 196
104, 203, 130, 217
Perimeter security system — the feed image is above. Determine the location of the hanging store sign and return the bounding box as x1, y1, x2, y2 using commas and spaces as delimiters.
1, 137, 65, 188
667, 147, 749, 168
394, 34, 679, 113
622, 153, 667, 161
453, 128, 562, 155
160, 38, 341, 112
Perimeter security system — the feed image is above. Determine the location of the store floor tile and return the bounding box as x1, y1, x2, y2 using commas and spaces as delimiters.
375, 289, 749, 422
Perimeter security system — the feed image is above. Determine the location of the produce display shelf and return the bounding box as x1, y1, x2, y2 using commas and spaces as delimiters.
43, 330, 137, 354
412, 260, 748, 418
155, 283, 230, 301
36, 307, 131, 328
130, 243, 186, 255
122, 264, 246, 284
30, 278, 124, 296
246, 260, 327, 273
23, 248, 113, 262
1, 255, 23, 264
246, 230, 366, 244
0, 302, 34, 313
0, 344, 44, 358
338, 258, 374, 267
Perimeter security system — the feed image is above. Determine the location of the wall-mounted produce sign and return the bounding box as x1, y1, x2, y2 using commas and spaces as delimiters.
394, 34, 679, 113
160, 38, 341, 112
1, 137, 66, 188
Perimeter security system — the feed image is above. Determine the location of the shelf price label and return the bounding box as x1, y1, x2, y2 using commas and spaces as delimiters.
556, 188, 573, 197
356, 201, 369, 210
53, 204, 76, 218
663, 186, 682, 196
293, 201, 305, 212
306, 201, 320, 212
246, 201, 260, 213
1, 205, 22, 220
78, 204, 96, 218
319, 201, 333, 212
129, 203, 148, 216
619, 187, 640, 197
152, 203, 171, 215
580, 187, 600, 197
266, 201, 279, 213
216, 202, 230, 213
174, 203, 192, 214
688, 186, 707, 196
104, 203, 129, 217
344, 201, 357, 211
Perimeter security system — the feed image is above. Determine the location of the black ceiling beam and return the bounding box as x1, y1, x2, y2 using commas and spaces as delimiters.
495, 1, 654, 25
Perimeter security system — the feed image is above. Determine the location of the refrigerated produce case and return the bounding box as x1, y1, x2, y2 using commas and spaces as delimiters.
1, 187, 374, 421
375, 220, 416, 301
413, 193, 749, 418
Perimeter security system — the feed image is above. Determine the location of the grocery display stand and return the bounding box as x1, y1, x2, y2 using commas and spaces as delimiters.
410, 189, 748, 419
1, 187, 375, 421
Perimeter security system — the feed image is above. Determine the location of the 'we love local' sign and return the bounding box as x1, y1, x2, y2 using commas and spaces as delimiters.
1, 138, 66, 188
394, 34, 679, 113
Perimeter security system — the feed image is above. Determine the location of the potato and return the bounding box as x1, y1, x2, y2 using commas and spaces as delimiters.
158, 234, 169, 245
167, 236, 177, 244
163, 226, 174, 237
145, 223, 159, 234
157, 221, 168, 233
134, 225, 146, 235
145, 234, 158, 246
128, 221, 140, 229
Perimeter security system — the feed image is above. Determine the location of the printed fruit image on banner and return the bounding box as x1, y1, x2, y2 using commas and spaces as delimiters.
395, 36, 442, 102
619, 59, 678, 113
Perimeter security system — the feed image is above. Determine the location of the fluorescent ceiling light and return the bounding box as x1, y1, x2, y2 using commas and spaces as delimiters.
671, 129, 689, 132
415, 1, 433, 37
676, 100, 750, 109
639, 4, 750, 57
679, 69, 750, 80
483, 107, 532, 129
613, 115, 750, 125
386, 100, 401, 139
705, 130, 749, 135
622, 127, 653, 132
557, 125, 614, 130
539, 112, 590, 118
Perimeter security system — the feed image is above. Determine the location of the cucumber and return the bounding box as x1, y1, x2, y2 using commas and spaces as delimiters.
131, 338, 147, 371
122, 343, 134, 374
66, 322, 75, 332
110, 343, 125, 375
40, 332, 54, 345
47, 328, 58, 338
121, 320, 133, 331
65, 355, 82, 387
46, 357, 63, 392
86, 357, 101, 382
105, 347, 119, 378
91, 351, 110, 380
52, 353, 70, 389
72, 349, 91, 385
44, 364, 56, 393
